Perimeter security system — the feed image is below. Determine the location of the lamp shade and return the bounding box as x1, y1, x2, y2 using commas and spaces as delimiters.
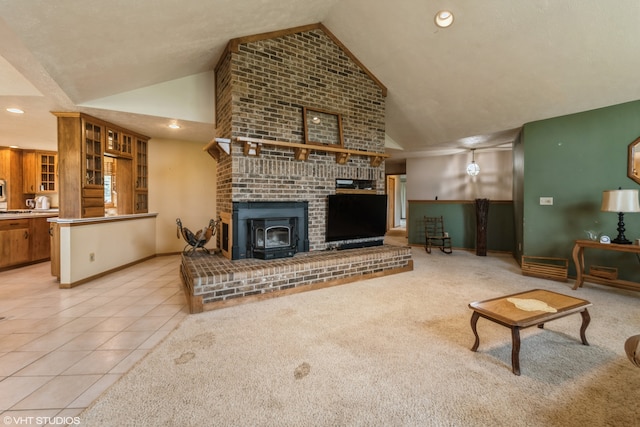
601, 189, 640, 212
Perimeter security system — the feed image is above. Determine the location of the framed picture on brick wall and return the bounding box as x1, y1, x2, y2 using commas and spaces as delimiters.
303, 107, 344, 147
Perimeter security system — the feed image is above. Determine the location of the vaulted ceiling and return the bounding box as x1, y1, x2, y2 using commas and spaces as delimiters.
2, 0, 640, 162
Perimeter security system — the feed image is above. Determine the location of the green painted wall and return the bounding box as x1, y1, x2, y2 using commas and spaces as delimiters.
521, 99, 640, 280
408, 201, 514, 253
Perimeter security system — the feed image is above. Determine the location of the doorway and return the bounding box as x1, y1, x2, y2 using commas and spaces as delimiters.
386, 174, 406, 231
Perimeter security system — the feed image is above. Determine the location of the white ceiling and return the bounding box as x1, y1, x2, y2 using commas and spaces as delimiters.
2, 0, 640, 161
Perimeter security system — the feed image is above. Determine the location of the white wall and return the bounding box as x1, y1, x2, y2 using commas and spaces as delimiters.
406, 149, 513, 201
55, 138, 216, 286
149, 138, 217, 254
79, 72, 215, 124
59, 215, 157, 285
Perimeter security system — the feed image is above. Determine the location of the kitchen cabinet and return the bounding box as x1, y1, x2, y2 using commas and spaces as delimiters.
23, 150, 57, 193
55, 112, 106, 218
50, 221, 60, 279
0, 216, 55, 269
38, 152, 57, 192
82, 120, 105, 217
23, 151, 36, 193
54, 112, 149, 218
0, 147, 23, 209
134, 137, 148, 213
31, 217, 51, 261
0, 219, 30, 268
106, 128, 133, 158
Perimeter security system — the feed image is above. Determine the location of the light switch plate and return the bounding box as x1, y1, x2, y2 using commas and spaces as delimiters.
540, 197, 553, 205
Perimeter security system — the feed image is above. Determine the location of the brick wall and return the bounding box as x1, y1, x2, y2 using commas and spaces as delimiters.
215, 50, 233, 216
215, 26, 386, 251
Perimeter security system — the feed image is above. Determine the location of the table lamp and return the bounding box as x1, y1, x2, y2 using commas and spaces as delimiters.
601, 189, 640, 244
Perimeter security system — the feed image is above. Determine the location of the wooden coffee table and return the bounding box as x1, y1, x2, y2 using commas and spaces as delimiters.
468, 289, 592, 375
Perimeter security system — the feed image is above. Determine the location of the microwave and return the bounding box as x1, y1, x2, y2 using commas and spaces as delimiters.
0, 179, 6, 202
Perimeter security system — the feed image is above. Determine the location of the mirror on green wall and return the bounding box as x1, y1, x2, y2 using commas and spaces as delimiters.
628, 136, 640, 184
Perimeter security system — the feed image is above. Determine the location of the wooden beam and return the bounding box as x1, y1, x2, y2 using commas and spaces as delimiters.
237, 136, 388, 160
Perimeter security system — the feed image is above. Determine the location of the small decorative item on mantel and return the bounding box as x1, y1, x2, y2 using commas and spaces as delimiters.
475, 198, 490, 256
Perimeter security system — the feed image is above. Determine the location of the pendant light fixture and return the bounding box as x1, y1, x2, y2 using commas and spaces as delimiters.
466, 149, 480, 176
434, 10, 454, 28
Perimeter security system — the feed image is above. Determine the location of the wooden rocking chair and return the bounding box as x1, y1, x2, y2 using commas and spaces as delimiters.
424, 216, 452, 254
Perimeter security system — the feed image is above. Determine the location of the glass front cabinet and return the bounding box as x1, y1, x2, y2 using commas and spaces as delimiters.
134, 137, 148, 213
22, 150, 57, 193
54, 112, 149, 218
39, 152, 57, 192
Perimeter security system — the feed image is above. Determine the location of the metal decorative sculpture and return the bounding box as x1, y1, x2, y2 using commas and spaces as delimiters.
176, 217, 220, 255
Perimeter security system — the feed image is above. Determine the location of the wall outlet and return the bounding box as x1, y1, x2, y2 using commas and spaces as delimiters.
539, 197, 553, 205
89, 253, 95, 262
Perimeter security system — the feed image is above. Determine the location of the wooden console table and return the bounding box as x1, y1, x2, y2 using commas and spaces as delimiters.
572, 239, 640, 292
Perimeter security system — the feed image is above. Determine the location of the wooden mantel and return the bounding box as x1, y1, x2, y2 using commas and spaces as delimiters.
204, 136, 388, 167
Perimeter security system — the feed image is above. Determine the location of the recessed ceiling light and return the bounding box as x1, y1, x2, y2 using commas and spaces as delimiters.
168, 123, 180, 129
435, 10, 454, 28
6, 108, 24, 114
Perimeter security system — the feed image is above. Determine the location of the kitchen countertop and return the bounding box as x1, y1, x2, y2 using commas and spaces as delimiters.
0, 209, 59, 219
49, 212, 157, 224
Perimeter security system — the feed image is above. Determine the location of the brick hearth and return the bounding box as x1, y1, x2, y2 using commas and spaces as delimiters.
180, 244, 412, 313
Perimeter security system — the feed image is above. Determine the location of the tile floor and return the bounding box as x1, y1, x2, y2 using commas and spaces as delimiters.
0, 255, 187, 425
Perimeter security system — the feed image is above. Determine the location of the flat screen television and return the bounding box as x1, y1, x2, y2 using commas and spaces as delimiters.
326, 193, 387, 242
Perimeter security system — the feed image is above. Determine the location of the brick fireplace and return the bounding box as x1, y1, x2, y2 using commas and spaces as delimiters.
214, 23, 387, 254
179, 23, 413, 312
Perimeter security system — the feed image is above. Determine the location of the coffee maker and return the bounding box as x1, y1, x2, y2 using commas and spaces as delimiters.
35, 196, 50, 210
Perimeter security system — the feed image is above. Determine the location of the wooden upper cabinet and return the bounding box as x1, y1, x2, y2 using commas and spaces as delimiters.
38, 152, 57, 192
0, 147, 23, 209
105, 128, 119, 155
53, 112, 149, 218
83, 120, 103, 189
134, 137, 148, 213
23, 150, 57, 193
121, 133, 133, 158
80, 118, 104, 217
22, 150, 37, 193
105, 128, 133, 158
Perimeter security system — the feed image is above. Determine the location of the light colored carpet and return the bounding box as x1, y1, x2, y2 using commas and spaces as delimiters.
78, 240, 640, 426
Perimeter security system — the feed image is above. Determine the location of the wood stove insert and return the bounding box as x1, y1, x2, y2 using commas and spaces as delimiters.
230, 201, 309, 260
248, 217, 298, 260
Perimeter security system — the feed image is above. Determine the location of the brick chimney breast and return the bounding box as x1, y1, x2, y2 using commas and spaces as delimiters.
215, 24, 386, 254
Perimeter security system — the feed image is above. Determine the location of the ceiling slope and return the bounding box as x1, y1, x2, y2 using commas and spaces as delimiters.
1, 0, 640, 157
